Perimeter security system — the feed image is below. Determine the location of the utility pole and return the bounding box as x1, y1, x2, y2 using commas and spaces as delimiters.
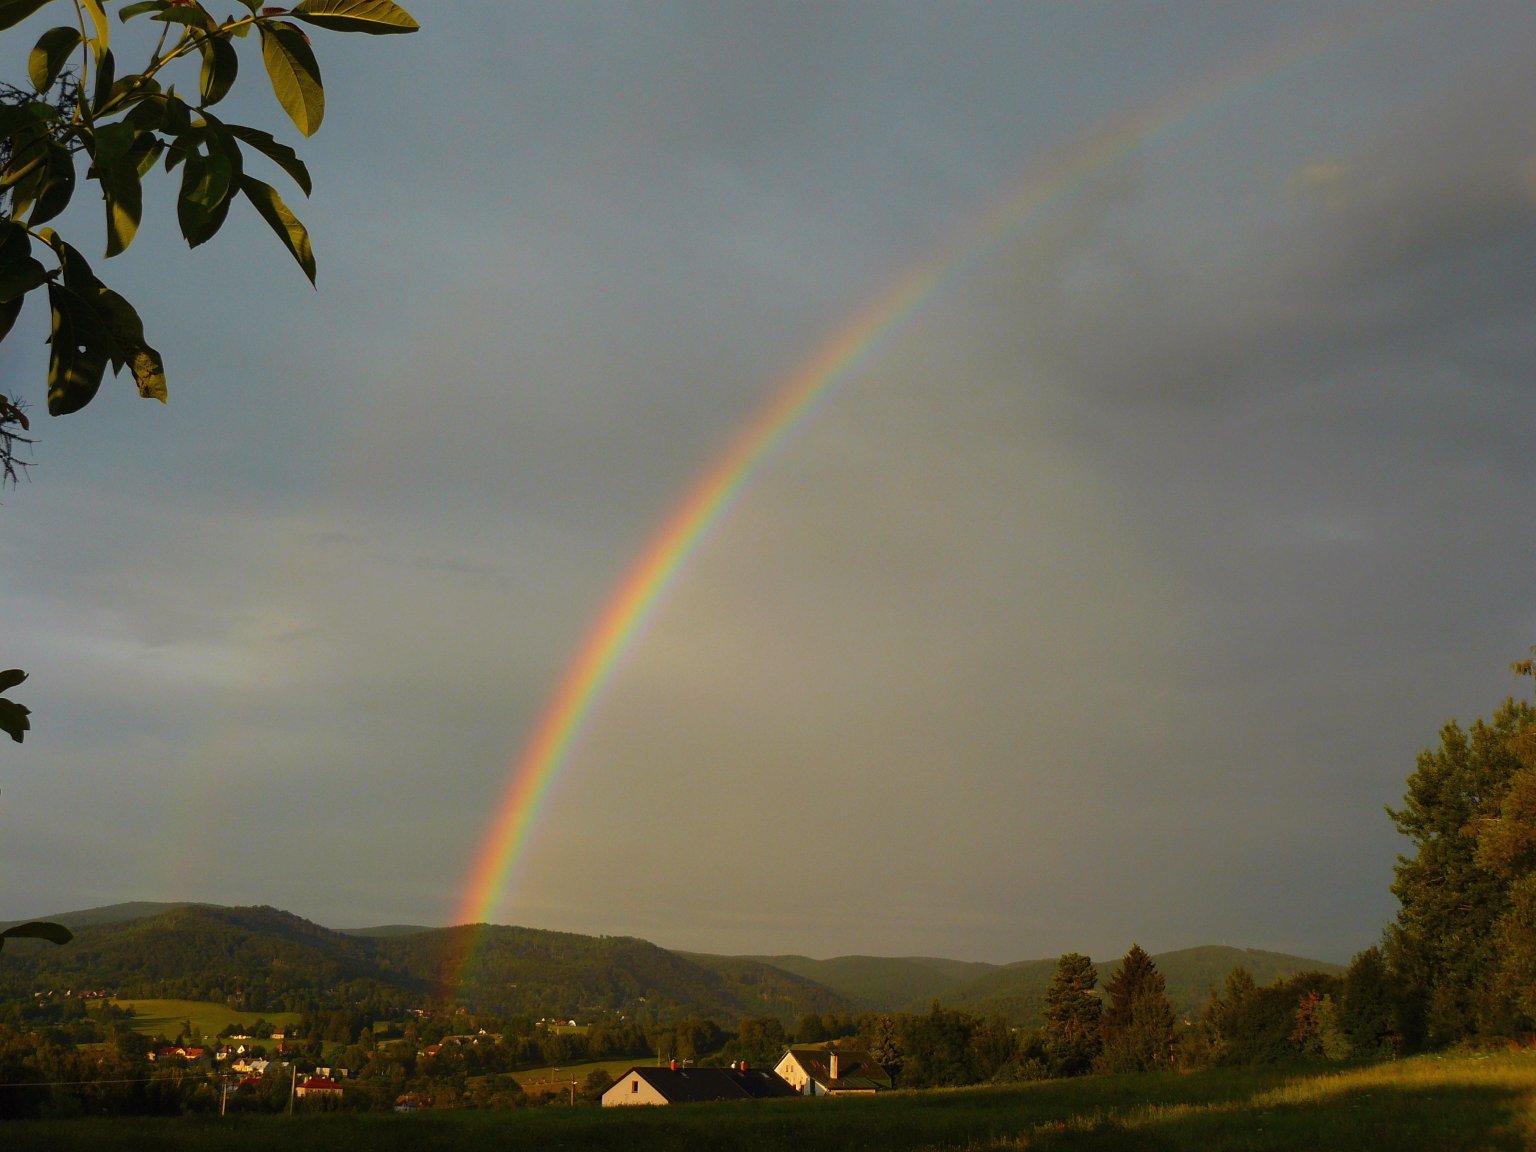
288, 1064, 297, 1115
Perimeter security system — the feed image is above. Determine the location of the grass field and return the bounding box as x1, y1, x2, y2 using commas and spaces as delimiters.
6, 1051, 1534, 1150
513, 1055, 657, 1092
109, 999, 303, 1044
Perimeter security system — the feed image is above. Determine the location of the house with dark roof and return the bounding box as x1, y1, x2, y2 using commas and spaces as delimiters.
773, 1048, 892, 1095
601, 1063, 798, 1107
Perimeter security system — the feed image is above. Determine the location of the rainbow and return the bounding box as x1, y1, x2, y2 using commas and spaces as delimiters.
445, 11, 1398, 986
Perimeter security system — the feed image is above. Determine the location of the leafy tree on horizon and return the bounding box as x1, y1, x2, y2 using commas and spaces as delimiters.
1385, 694, 1535, 1044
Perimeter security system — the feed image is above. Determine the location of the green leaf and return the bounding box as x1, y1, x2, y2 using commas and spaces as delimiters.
225, 122, 311, 195
40, 243, 165, 411
29, 26, 80, 92
0, 226, 49, 299
0, 98, 56, 137
177, 152, 235, 247
130, 133, 164, 178
97, 72, 165, 118
91, 120, 136, 166
0, 668, 26, 693
258, 20, 324, 136
152, 5, 209, 29
0, 124, 50, 187
118, 1, 170, 20
0, 698, 31, 743
0, 0, 53, 33
82, 0, 109, 49
47, 281, 112, 415
101, 159, 143, 257
291, 0, 417, 34
198, 31, 239, 106
0, 921, 72, 947
0, 259, 47, 301
0, 295, 23, 343
240, 173, 315, 284
95, 288, 165, 400
19, 141, 75, 225
91, 46, 116, 114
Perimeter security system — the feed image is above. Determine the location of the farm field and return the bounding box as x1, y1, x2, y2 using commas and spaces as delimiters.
110, 999, 302, 1044
6, 1050, 1534, 1151
512, 1055, 657, 1095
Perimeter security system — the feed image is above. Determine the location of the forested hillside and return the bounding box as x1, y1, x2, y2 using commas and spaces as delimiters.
0, 904, 856, 1024
917, 947, 1344, 1026
728, 954, 1000, 1009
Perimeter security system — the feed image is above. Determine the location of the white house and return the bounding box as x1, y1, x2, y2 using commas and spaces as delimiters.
773, 1048, 891, 1096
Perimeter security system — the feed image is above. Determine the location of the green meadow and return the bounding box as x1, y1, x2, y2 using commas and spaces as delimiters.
513, 1055, 648, 1093
7, 1051, 1534, 1151
110, 999, 302, 1044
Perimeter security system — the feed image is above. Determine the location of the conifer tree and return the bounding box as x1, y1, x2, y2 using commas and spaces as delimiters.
1041, 952, 1101, 1076
1097, 944, 1174, 1073
1385, 698, 1534, 1044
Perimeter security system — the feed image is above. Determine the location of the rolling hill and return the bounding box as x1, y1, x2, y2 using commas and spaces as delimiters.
921, 946, 1347, 1025
728, 954, 1001, 1009
1, 903, 1344, 1031
0, 904, 856, 1025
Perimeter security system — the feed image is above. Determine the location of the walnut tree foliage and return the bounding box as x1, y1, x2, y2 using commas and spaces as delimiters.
0, 0, 416, 952
0, 1, 416, 730
0, 0, 417, 426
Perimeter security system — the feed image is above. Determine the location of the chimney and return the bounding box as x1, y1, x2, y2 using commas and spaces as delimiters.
828, 1051, 840, 1081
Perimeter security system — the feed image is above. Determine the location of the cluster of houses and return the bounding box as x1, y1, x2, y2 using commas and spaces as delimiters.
146, 1042, 277, 1072
600, 1047, 892, 1107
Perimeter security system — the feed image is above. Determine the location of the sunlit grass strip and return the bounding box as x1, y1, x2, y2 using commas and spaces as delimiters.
7, 1052, 1536, 1151
938, 1052, 1536, 1151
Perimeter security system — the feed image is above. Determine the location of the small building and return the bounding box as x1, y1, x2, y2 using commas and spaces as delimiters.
601, 1064, 797, 1107
295, 1076, 344, 1101
774, 1048, 891, 1096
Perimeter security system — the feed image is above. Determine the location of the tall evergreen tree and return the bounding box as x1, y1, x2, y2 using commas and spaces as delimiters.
1385, 698, 1535, 1045
1042, 952, 1101, 1076
1097, 944, 1174, 1073
1340, 946, 1399, 1057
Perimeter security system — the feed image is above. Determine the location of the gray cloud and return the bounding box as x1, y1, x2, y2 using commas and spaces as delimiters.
3, 2, 1533, 965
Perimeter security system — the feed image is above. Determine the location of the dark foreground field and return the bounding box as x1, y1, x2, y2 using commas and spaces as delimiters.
6, 1053, 1534, 1152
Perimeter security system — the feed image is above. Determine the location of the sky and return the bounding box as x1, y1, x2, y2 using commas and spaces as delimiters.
2, 1, 1535, 968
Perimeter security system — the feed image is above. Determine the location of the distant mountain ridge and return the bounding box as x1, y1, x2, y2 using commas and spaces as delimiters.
917, 945, 1346, 1023
731, 954, 1002, 1009
1, 902, 1343, 1028
0, 904, 853, 1024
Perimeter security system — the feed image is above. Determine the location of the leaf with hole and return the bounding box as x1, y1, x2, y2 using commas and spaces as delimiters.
47, 282, 113, 415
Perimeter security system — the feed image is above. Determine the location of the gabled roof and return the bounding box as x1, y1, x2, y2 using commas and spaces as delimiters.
780, 1048, 892, 1090
624, 1066, 797, 1104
